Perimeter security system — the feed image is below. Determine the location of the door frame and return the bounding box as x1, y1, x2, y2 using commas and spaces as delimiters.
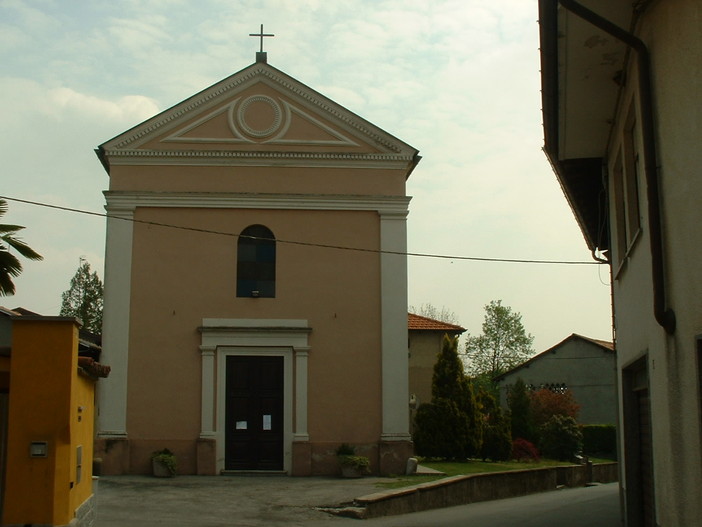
219, 348, 291, 472
200, 318, 310, 474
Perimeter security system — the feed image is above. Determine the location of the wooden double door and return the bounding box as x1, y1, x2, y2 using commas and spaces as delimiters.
225, 355, 284, 471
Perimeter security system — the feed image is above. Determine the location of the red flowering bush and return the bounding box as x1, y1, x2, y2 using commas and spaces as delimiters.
511, 438, 540, 462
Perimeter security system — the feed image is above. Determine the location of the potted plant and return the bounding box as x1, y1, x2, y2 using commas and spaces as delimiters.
151, 448, 177, 477
336, 443, 370, 478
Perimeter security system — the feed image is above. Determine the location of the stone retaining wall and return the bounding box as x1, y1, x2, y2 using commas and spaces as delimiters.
354, 462, 618, 519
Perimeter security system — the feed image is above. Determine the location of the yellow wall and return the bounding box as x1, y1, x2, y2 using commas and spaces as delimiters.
3, 317, 97, 526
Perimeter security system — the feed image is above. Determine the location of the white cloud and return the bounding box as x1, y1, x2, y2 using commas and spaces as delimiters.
49, 87, 159, 123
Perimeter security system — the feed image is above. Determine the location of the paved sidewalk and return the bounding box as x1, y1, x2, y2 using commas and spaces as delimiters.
96, 475, 387, 526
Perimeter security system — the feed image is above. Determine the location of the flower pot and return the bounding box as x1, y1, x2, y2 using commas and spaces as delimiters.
341, 465, 363, 478
152, 458, 175, 477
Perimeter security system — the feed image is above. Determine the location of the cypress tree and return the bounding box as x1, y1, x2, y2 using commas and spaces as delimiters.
414, 334, 483, 459
508, 377, 535, 442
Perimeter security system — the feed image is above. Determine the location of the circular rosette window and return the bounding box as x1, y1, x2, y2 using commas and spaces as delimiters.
235, 95, 283, 140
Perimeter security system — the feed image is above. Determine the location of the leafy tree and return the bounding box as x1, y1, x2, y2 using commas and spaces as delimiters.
60, 258, 104, 333
414, 335, 482, 459
409, 303, 460, 325
508, 378, 535, 442
530, 388, 580, 429
0, 199, 43, 296
464, 300, 534, 378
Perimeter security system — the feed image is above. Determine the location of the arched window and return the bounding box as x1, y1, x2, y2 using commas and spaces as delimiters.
237, 225, 276, 298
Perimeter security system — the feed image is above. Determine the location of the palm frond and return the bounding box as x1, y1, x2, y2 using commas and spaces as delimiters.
0, 250, 21, 296
0, 224, 25, 234
0, 235, 43, 261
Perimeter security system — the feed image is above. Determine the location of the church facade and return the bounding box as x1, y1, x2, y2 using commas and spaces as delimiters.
95, 54, 420, 475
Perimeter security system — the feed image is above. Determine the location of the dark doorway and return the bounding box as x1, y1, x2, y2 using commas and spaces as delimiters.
623, 357, 655, 527
225, 356, 284, 471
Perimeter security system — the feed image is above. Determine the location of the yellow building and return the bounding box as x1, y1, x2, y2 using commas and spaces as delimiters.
0, 313, 109, 527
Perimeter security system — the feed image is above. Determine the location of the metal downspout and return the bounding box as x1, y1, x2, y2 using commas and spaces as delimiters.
558, 0, 676, 334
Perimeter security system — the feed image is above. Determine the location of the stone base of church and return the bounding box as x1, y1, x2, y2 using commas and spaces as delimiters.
379, 440, 414, 475
196, 437, 217, 475
291, 441, 313, 475
94, 437, 414, 476
94, 436, 130, 475
95, 438, 200, 475
300, 440, 414, 477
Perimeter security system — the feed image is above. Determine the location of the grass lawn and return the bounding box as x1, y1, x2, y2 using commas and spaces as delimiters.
376, 459, 591, 490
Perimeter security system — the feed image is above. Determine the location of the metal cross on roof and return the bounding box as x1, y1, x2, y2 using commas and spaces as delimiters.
249, 24, 274, 53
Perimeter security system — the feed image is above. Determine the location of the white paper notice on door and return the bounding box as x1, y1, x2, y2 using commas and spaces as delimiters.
236, 421, 247, 430
263, 415, 272, 431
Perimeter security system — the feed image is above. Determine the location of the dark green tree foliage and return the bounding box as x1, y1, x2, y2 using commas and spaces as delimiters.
508, 378, 535, 442
465, 300, 534, 378
539, 415, 583, 461
60, 258, 104, 334
477, 388, 512, 461
413, 399, 470, 460
413, 335, 482, 459
0, 199, 43, 296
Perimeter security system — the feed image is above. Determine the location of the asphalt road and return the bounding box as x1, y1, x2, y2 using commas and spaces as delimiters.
360, 483, 621, 527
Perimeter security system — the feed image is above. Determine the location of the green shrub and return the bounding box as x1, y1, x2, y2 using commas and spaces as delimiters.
539, 415, 583, 461
413, 399, 469, 460
477, 390, 512, 462
581, 424, 617, 459
481, 418, 512, 461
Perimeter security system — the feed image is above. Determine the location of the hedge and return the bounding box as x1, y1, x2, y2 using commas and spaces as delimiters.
581, 424, 617, 459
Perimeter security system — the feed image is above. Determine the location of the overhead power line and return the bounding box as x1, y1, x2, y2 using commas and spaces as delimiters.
1, 195, 604, 266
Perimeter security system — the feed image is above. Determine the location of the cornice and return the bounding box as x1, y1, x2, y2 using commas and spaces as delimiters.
103, 149, 415, 170
104, 191, 411, 215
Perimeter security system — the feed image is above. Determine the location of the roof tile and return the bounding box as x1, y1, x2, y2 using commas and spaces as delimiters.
408, 313, 465, 333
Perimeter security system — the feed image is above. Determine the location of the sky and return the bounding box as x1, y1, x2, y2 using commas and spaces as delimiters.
0, 0, 613, 352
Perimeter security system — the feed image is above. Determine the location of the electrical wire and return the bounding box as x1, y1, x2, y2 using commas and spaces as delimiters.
1, 194, 606, 266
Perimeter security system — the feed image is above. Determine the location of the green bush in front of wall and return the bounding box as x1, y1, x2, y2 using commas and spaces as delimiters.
539, 415, 583, 461
581, 424, 617, 459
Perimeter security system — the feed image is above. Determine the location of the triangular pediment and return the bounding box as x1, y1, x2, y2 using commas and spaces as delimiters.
98, 61, 418, 171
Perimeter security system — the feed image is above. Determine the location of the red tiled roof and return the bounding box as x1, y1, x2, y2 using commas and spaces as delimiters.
408, 313, 466, 333
78, 357, 111, 379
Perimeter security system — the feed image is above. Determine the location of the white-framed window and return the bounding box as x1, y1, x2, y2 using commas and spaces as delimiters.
612, 102, 642, 274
